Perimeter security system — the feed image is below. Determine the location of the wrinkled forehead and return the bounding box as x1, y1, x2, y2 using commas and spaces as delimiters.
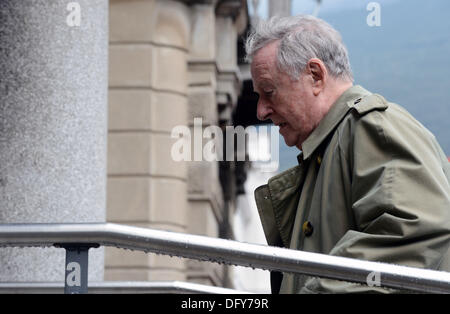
251, 40, 279, 67
250, 41, 279, 81
251, 62, 272, 78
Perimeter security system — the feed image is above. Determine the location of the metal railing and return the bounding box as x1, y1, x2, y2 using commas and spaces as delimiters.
0, 223, 449, 294
0, 281, 249, 294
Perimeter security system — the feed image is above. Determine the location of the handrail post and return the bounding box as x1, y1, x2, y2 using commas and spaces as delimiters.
54, 243, 99, 294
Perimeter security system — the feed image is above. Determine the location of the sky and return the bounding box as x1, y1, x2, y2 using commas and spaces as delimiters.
249, 0, 401, 18
292, 0, 400, 16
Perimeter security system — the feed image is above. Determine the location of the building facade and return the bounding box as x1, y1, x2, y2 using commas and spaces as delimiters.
0, 0, 259, 290
106, 0, 249, 287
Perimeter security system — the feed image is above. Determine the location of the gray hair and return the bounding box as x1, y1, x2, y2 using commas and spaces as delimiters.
245, 15, 353, 82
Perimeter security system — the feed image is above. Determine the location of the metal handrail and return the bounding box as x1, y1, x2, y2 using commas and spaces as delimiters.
0, 281, 250, 294
0, 223, 449, 293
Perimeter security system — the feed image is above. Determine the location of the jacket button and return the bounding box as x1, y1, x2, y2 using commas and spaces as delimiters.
317, 155, 322, 165
302, 221, 314, 237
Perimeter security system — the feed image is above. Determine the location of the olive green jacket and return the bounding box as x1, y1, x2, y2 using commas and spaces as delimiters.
254, 85, 450, 293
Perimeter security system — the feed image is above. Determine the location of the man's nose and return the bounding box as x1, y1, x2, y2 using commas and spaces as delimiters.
256, 99, 273, 121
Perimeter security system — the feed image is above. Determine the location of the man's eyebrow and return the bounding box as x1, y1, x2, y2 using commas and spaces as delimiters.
253, 79, 274, 90
258, 77, 275, 86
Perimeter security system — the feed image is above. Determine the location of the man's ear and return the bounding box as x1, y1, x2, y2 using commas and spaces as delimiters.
307, 58, 327, 96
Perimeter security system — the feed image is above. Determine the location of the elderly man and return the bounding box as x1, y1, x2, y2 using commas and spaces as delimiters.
246, 15, 450, 293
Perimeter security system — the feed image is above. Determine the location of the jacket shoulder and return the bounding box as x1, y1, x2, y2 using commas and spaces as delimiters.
348, 93, 389, 115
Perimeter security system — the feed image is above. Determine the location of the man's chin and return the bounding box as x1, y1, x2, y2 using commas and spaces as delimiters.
282, 135, 302, 150
282, 136, 296, 147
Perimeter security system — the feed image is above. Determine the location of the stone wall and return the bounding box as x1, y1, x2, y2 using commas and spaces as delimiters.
106, 0, 247, 286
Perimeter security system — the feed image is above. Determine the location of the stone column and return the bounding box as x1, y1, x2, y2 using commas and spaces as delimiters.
106, 0, 190, 281
0, 0, 108, 282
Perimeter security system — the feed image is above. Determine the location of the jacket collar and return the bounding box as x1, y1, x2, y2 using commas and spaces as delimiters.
301, 85, 372, 160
